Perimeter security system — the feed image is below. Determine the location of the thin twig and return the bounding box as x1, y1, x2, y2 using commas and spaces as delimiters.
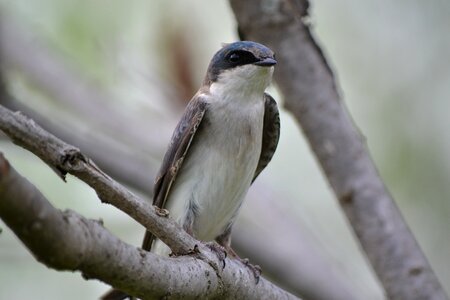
0, 103, 194, 254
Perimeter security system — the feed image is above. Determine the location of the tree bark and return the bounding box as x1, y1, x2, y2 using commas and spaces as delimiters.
0, 153, 298, 299
229, 0, 448, 299
0, 103, 195, 254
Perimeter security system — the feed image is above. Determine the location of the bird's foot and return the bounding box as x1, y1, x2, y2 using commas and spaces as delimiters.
170, 244, 201, 257
216, 244, 262, 284
204, 241, 227, 269
188, 244, 201, 255
239, 258, 262, 284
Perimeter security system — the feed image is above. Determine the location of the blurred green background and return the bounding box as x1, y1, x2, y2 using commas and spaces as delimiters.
0, 0, 449, 299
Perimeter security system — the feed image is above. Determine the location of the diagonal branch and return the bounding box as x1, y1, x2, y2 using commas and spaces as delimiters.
0, 103, 194, 255
229, 0, 448, 299
0, 153, 297, 299
0, 94, 157, 194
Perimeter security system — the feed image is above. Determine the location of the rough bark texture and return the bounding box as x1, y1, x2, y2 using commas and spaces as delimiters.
0, 153, 298, 299
0, 103, 197, 255
230, 0, 448, 299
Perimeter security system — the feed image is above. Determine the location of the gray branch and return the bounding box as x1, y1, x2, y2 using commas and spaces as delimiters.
0, 95, 157, 194
0, 153, 297, 299
0, 103, 194, 255
229, 0, 448, 299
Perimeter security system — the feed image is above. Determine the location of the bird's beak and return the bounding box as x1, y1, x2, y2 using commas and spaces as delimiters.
253, 57, 277, 67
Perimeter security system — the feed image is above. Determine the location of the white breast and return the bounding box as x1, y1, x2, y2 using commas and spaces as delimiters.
169, 94, 264, 240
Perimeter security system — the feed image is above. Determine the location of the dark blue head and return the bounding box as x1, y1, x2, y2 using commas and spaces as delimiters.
204, 41, 276, 85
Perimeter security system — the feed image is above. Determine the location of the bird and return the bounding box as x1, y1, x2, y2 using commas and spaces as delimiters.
102, 41, 280, 300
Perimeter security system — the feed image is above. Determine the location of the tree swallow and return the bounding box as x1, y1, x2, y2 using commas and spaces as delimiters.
102, 41, 279, 300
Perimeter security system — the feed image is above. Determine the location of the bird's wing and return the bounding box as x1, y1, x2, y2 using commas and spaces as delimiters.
253, 93, 280, 182
142, 94, 208, 251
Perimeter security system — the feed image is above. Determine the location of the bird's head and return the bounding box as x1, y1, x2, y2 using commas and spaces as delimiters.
204, 41, 276, 96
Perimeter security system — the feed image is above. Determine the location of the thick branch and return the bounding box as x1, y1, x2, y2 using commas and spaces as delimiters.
0, 154, 297, 299
230, 1, 448, 299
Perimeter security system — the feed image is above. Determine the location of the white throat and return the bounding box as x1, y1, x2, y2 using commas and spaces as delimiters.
209, 65, 274, 101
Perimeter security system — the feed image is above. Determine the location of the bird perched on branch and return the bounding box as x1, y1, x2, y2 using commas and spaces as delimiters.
102, 41, 280, 300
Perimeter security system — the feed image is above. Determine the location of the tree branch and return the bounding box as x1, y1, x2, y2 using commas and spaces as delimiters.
0, 153, 297, 299
0, 103, 195, 255
0, 94, 157, 194
230, 0, 448, 299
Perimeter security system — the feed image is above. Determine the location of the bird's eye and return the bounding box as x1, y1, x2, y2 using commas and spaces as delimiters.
228, 53, 240, 63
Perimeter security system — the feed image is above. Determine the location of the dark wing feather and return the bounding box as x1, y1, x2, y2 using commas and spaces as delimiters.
142, 95, 208, 251
253, 93, 280, 182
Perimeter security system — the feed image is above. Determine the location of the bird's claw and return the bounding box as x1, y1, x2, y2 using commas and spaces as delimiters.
240, 258, 261, 284
188, 244, 202, 255
204, 242, 227, 269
